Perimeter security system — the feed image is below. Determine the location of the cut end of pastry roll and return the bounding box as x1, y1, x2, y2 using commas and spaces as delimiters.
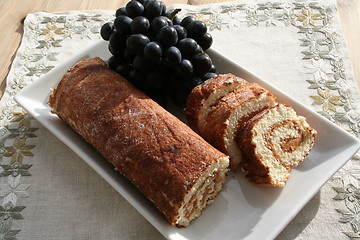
224, 89, 278, 170
196, 82, 278, 170
238, 104, 317, 186
175, 156, 229, 227
186, 74, 248, 134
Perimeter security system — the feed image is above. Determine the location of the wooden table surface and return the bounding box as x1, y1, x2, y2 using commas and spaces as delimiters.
0, 0, 359, 99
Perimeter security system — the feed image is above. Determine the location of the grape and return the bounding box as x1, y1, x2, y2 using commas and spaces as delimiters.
126, 1, 144, 18
164, 46, 181, 66
197, 32, 213, 50
201, 72, 217, 81
124, 48, 137, 62
165, 9, 181, 24
192, 53, 212, 76
128, 70, 146, 90
170, 78, 196, 107
131, 16, 150, 34
176, 38, 198, 59
108, 55, 124, 70
172, 15, 181, 25
161, 66, 174, 80
184, 76, 203, 91
173, 25, 186, 40
157, 26, 178, 48
116, 64, 133, 78
178, 59, 194, 80
150, 16, 171, 34
180, 16, 195, 29
187, 20, 207, 38
145, 71, 164, 90
142, 0, 153, 7
145, 1, 163, 20
115, 7, 127, 17
109, 31, 127, 56
195, 44, 204, 55
100, 22, 114, 41
159, 1, 167, 15
175, 76, 203, 106
133, 55, 154, 73
108, 44, 117, 56
126, 34, 150, 54
134, 0, 146, 4
103, 0, 216, 107
173, 76, 203, 107
144, 42, 162, 62
164, 16, 173, 26
114, 15, 132, 35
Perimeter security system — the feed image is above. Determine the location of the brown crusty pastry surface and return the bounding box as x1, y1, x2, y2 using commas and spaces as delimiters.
203, 83, 274, 154
186, 77, 277, 170
185, 73, 248, 132
48, 57, 228, 227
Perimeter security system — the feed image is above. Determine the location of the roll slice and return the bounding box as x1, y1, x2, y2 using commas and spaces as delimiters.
48, 57, 229, 227
237, 104, 317, 186
185, 74, 248, 134
203, 83, 277, 169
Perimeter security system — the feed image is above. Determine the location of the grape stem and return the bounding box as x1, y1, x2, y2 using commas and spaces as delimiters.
167, 9, 181, 21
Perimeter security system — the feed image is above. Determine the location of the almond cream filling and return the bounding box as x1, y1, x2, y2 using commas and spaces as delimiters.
175, 156, 229, 227
251, 104, 315, 186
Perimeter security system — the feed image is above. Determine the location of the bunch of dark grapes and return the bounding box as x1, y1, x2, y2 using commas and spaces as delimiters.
100, 0, 217, 107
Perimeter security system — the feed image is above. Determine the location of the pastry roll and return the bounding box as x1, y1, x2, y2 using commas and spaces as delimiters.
185, 73, 316, 186
237, 104, 317, 186
48, 57, 229, 227
185, 74, 248, 134
186, 74, 277, 170
202, 83, 277, 170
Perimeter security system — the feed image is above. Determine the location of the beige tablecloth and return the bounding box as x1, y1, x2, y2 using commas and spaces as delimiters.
0, 0, 359, 239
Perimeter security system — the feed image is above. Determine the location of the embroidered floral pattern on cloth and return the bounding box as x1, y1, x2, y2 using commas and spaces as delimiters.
0, 0, 359, 239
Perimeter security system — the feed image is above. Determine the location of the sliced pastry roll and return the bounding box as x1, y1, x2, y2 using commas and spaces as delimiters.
185, 74, 248, 134
237, 104, 317, 186
202, 83, 277, 170
48, 57, 229, 227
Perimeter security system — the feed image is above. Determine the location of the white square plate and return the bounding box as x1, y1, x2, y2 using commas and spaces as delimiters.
15, 40, 360, 240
